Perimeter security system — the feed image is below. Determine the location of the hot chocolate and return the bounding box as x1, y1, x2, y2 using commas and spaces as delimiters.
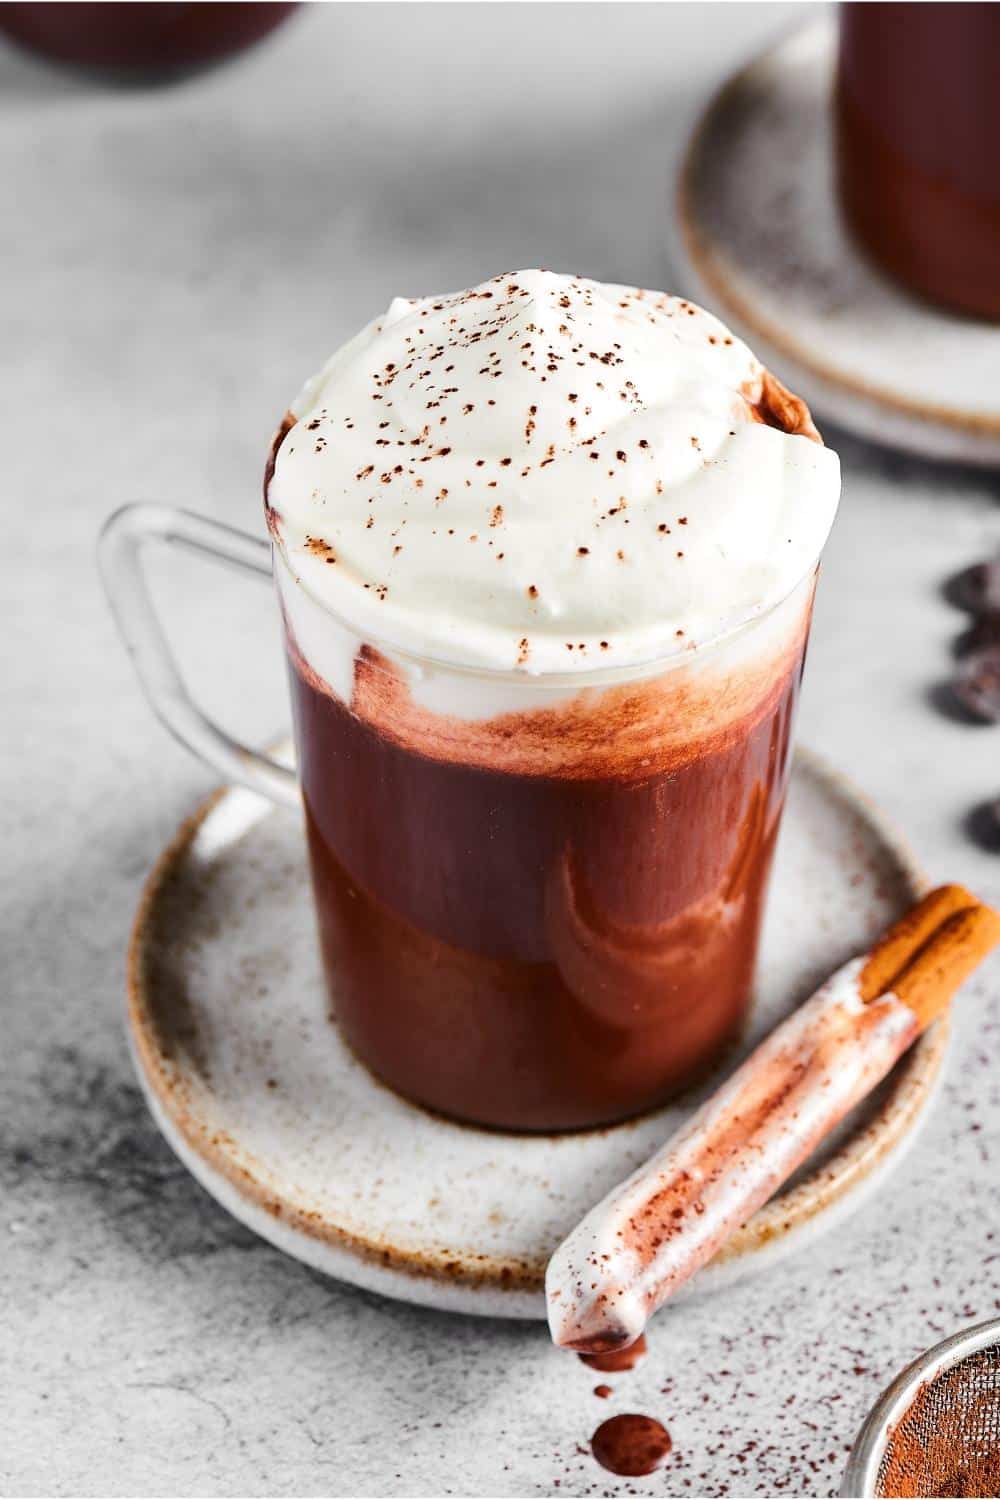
266, 271, 840, 1131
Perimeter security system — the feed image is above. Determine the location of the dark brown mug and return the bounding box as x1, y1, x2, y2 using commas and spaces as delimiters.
0, 2, 297, 76
836, 1, 1000, 319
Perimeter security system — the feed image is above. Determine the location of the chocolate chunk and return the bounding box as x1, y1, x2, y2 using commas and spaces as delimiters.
965, 799, 1000, 854
955, 613, 1000, 659
952, 647, 1000, 722
944, 556, 1000, 615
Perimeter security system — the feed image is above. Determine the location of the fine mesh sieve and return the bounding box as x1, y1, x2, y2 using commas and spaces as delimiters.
842, 1318, 1000, 1497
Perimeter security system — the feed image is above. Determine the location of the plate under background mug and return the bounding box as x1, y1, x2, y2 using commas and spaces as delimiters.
666, 18, 1000, 468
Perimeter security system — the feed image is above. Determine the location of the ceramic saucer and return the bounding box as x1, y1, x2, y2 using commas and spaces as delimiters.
128, 746, 946, 1319
666, 18, 1000, 467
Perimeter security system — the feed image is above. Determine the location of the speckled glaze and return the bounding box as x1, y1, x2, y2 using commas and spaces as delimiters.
667, 19, 1000, 468
126, 745, 946, 1317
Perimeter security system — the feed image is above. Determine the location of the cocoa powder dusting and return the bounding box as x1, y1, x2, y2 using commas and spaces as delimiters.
340, 610, 811, 781
877, 1352, 1000, 1497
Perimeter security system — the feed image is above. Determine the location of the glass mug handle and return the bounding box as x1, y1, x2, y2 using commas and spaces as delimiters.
98, 503, 299, 809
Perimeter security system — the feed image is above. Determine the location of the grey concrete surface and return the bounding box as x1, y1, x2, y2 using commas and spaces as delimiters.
3, 4, 1000, 1496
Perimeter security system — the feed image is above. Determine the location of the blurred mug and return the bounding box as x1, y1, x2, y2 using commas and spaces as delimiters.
836, 1, 1000, 319
0, 3, 297, 77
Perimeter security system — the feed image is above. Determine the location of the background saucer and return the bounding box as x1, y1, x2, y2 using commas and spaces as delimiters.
666, 18, 1000, 467
128, 746, 946, 1319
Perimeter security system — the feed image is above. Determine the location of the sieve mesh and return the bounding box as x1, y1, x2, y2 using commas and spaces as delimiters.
876, 1344, 1000, 1497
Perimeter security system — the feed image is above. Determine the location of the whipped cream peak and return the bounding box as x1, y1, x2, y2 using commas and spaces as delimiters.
267, 269, 840, 674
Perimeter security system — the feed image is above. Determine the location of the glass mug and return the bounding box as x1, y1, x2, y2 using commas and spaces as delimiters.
101, 502, 816, 1132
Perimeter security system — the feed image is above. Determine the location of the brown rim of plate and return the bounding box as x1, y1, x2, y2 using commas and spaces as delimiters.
676, 22, 1000, 439
126, 747, 946, 1294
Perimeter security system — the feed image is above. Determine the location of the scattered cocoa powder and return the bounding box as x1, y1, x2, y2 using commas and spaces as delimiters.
877, 1352, 1000, 1497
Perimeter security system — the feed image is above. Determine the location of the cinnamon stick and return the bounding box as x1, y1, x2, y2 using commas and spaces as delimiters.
888, 904, 1000, 1028
858, 882, 1000, 1028
546, 883, 1000, 1355
858, 883, 979, 1003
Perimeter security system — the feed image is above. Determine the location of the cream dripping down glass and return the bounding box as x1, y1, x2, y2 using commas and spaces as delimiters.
102, 270, 841, 1132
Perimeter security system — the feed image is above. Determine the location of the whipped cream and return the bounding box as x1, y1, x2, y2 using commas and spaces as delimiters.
267, 270, 840, 674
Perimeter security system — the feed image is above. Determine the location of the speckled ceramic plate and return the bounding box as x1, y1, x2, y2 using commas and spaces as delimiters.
128, 746, 946, 1319
666, 18, 1000, 467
